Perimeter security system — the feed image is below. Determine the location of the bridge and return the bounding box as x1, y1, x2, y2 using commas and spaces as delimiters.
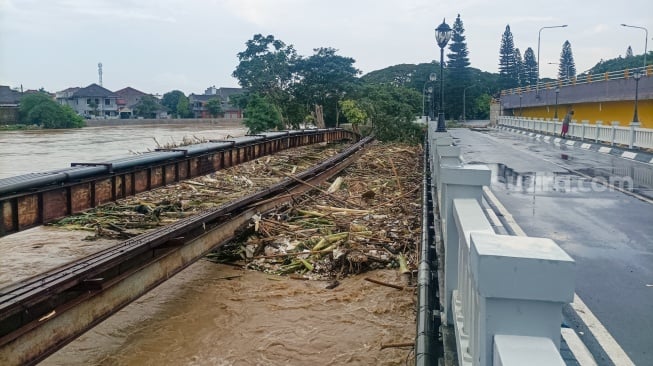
0, 120, 651, 365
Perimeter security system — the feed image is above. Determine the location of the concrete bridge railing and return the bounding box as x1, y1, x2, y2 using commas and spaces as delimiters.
498, 116, 653, 149
426, 126, 576, 366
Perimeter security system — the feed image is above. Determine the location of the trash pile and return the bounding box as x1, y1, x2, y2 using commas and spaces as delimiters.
208, 143, 423, 281
52, 140, 424, 281
51, 142, 347, 240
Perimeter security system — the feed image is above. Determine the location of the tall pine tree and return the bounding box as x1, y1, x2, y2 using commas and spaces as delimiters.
559, 40, 576, 80
498, 25, 518, 89
522, 47, 538, 86
514, 48, 523, 86
446, 14, 471, 120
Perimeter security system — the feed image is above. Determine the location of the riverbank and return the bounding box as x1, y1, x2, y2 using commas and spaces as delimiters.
84, 117, 245, 128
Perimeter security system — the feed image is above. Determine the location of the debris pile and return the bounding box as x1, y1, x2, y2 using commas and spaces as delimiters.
209, 143, 423, 280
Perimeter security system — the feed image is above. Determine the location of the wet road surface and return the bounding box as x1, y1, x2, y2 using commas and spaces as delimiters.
452, 128, 653, 366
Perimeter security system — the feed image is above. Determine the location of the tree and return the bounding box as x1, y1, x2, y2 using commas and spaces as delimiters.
626, 46, 634, 58
87, 99, 99, 116
293, 47, 360, 127
522, 47, 538, 86
19, 93, 84, 128
338, 99, 367, 132
446, 13, 472, 120
232, 34, 298, 125
206, 98, 223, 117
243, 93, 283, 133
133, 95, 161, 118
559, 40, 577, 80
176, 96, 191, 118
498, 25, 518, 89
514, 48, 523, 86
161, 90, 186, 117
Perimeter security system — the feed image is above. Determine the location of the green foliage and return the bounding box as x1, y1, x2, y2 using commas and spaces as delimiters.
588, 51, 651, 74
161, 90, 186, 117
354, 84, 423, 144
134, 95, 161, 118
176, 96, 191, 118
558, 40, 576, 80
293, 47, 360, 126
87, 99, 99, 116
498, 25, 518, 89
522, 47, 538, 86
19, 93, 84, 128
339, 99, 367, 127
206, 98, 223, 117
243, 94, 282, 134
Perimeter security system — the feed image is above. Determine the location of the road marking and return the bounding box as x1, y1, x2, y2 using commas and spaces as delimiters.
566, 140, 576, 146
621, 151, 637, 160
581, 143, 591, 149
554, 138, 561, 144
561, 328, 598, 366
482, 187, 636, 366
598, 147, 612, 153
650, 157, 653, 164
543, 136, 551, 142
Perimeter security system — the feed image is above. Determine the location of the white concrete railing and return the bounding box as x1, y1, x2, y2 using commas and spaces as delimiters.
428, 125, 576, 365
498, 116, 653, 149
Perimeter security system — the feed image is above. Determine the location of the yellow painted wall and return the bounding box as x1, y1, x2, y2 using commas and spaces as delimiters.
518, 100, 653, 128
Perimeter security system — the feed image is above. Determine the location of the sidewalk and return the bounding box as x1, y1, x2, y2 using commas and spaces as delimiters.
497, 125, 653, 164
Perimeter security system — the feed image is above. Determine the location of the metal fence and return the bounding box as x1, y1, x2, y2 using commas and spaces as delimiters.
498, 116, 653, 149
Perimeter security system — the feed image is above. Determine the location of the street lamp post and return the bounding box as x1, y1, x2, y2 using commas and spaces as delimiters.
554, 87, 560, 119
435, 18, 452, 132
632, 69, 643, 123
422, 73, 437, 122
427, 86, 433, 122
548, 62, 571, 81
621, 24, 648, 69
519, 94, 522, 116
537, 24, 568, 96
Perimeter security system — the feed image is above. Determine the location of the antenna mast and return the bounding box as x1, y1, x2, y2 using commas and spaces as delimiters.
98, 62, 103, 86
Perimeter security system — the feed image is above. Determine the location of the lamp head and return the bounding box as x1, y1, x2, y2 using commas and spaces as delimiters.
435, 18, 452, 49
429, 73, 437, 82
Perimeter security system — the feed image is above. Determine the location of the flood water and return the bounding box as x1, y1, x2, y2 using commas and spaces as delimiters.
1, 123, 416, 365
0, 123, 246, 178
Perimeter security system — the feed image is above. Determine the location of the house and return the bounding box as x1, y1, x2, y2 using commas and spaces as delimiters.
192, 86, 245, 119
0, 85, 21, 124
58, 83, 119, 119
114, 87, 167, 119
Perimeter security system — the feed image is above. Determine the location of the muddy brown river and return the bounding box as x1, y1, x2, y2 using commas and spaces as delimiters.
1, 124, 417, 365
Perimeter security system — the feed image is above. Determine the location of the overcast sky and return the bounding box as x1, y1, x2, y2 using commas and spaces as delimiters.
1, 0, 650, 95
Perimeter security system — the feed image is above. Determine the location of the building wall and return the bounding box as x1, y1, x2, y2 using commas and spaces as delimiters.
0, 107, 18, 124
517, 99, 653, 128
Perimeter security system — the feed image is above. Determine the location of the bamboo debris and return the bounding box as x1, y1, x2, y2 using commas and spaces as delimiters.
364, 277, 404, 290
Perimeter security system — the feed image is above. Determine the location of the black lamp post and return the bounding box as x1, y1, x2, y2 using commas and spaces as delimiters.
435, 18, 452, 132
422, 73, 436, 121
427, 86, 433, 122
554, 87, 560, 119
632, 69, 643, 123
519, 94, 523, 116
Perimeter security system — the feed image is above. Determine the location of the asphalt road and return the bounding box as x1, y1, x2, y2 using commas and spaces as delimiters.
451, 127, 653, 366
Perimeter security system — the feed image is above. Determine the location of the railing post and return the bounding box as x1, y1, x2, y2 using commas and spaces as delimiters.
581, 120, 588, 141
595, 121, 602, 142
439, 165, 491, 326
611, 121, 619, 146
469, 233, 575, 366
452, 199, 494, 365
629, 122, 640, 149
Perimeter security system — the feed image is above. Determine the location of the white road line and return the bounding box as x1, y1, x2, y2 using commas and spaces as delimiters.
598, 147, 612, 153
581, 143, 591, 149
621, 151, 637, 160
482, 187, 636, 366
561, 328, 598, 366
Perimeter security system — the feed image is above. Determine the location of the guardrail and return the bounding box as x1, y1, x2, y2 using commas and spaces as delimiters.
501, 65, 653, 95
498, 116, 653, 149
422, 125, 576, 365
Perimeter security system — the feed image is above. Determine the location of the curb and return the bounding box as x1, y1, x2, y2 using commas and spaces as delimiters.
496, 125, 653, 164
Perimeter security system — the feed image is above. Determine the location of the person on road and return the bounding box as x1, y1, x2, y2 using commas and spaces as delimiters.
561, 110, 574, 138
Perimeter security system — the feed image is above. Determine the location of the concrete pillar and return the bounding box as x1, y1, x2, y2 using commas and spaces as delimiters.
439, 165, 491, 325
494, 335, 565, 366
452, 198, 494, 364
595, 121, 602, 142
581, 120, 589, 141
629, 122, 640, 149
611, 121, 619, 146
469, 233, 575, 366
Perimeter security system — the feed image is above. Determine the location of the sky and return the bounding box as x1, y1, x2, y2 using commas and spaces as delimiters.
0, 0, 651, 95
